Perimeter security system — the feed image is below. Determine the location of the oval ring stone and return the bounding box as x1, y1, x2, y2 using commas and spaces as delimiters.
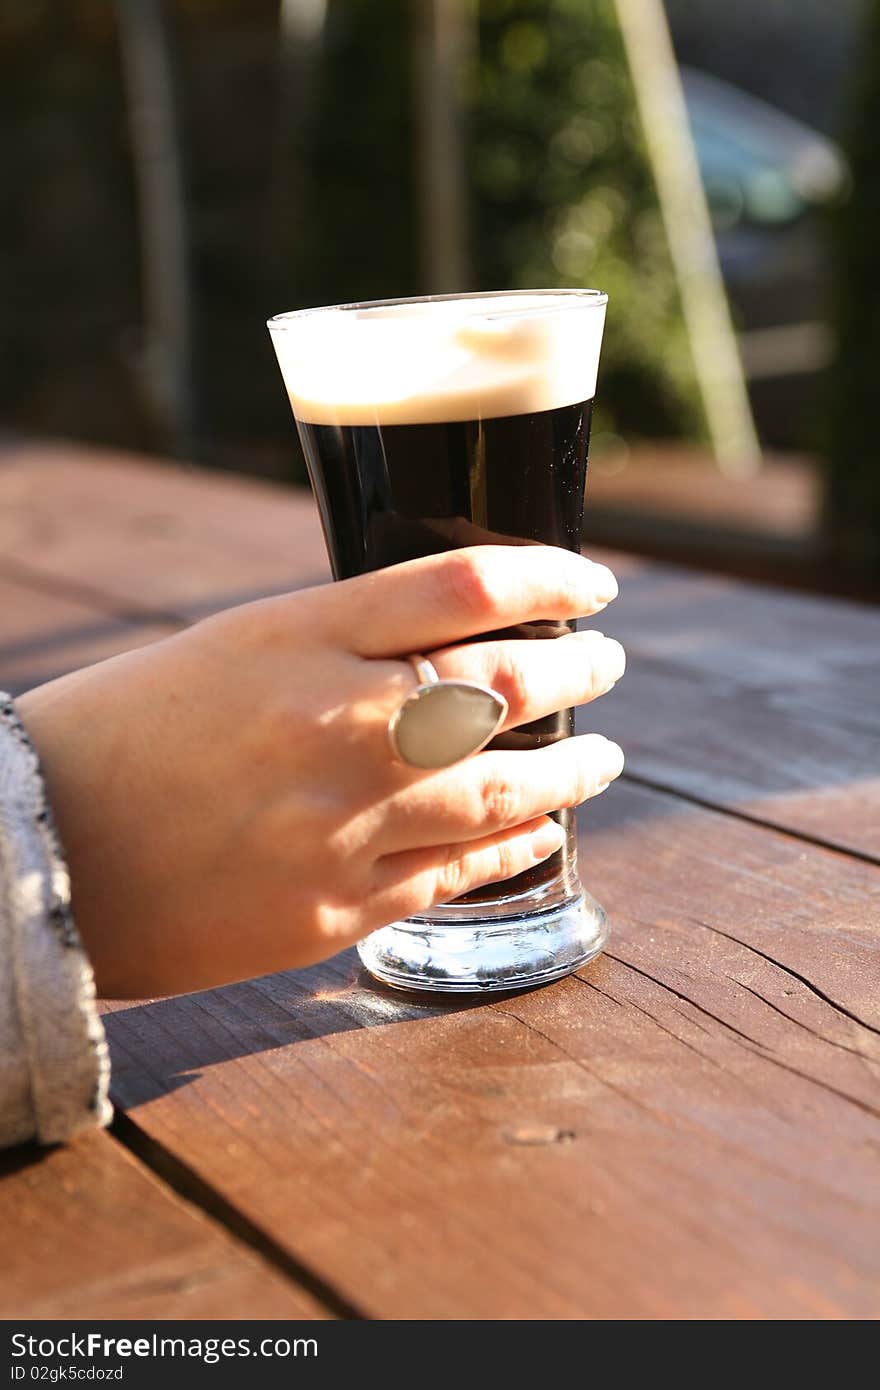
389, 681, 508, 769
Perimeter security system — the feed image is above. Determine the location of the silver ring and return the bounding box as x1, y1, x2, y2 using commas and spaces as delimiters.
408, 655, 440, 687
388, 653, 509, 769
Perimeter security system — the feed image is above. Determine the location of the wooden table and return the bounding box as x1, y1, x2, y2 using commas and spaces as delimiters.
1, 439, 878, 1320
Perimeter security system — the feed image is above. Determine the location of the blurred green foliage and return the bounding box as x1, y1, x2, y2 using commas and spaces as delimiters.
0, 0, 701, 472
827, 0, 880, 580
469, 0, 702, 442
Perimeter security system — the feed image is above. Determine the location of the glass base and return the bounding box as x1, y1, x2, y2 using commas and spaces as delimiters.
357, 890, 608, 994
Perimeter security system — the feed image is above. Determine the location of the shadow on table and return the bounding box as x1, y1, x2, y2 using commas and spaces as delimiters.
0, 578, 326, 695
100, 784, 691, 1112
582, 564, 880, 799
102, 952, 524, 1109
0, 1142, 44, 1182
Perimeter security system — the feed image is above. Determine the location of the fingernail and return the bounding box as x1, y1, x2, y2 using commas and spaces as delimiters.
587, 635, 626, 691
599, 737, 625, 782
531, 821, 567, 859
590, 563, 618, 604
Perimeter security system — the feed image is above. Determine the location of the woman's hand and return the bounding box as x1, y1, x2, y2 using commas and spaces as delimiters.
16, 546, 625, 998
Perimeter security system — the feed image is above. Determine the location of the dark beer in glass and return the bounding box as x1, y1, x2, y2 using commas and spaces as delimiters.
269, 290, 608, 991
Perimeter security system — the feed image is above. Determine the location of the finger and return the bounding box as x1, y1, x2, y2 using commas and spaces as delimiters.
431, 629, 626, 730
370, 816, 568, 921
320, 545, 618, 657
377, 733, 625, 854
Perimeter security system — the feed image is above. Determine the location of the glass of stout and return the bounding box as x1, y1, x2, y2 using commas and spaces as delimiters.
269, 289, 608, 993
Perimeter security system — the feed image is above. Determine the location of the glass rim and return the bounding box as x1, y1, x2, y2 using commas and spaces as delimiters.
267, 287, 607, 329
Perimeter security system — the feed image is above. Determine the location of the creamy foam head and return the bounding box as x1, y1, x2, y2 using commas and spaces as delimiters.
268, 291, 606, 426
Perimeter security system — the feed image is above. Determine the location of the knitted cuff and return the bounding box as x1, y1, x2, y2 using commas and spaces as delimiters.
0, 694, 111, 1146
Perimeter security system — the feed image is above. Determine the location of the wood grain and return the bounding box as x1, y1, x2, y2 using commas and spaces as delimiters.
0, 577, 173, 694
586, 444, 819, 540
0, 1130, 328, 1319
102, 782, 880, 1320
578, 564, 880, 860
0, 440, 329, 619
5, 443, 879, 1318
5, 443, 876, 857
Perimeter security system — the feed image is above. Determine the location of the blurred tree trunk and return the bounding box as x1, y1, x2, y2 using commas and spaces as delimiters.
269, 0, 327, 297
115, 0, 198, 460
412, 0, 473, 293
827, 0, 880, 583
614, 0, 759, 477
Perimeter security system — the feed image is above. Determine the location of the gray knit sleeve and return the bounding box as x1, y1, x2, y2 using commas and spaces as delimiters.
0, 695, 111, 1148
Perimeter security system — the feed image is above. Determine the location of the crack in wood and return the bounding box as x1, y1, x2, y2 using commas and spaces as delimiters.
620, 769, 880, 869
571, 973, 729, 1071
604, 952, 768, 1048
109, 1112, 361, 1320
492, 1004, 668, 1125
667, 1002, 714, 1038
726, 974, 879, 1063
569, 970, 825, 1120
728, 1050, 880, 1123
570, 974, 624, 1009
695, 919, 880, 1040
604, 954, 880, 1122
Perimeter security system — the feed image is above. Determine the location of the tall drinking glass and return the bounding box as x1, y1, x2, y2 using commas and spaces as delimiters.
269, 289, 608, 992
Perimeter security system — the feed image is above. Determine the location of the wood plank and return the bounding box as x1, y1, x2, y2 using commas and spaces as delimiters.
587, 444, 820, 542
0, 1129, 328, 1319
7, 445, 878, 1316
102, 783, 880, 1320
0, 440, 329, 619
0, 440, 646, 623
583, 448, 877, 599
578, 565, 880, 860
5, 444, 876, 859
0, 577, 174, 695
0, 576, 115, 646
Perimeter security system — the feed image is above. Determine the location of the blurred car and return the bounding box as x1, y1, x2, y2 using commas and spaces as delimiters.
681, 66, 847, 448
